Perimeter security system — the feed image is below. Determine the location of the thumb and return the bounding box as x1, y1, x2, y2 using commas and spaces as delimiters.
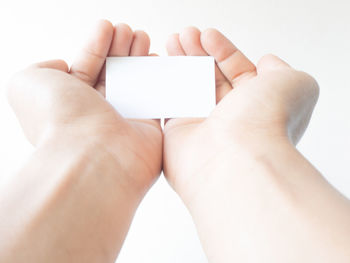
256, 54, 291, 74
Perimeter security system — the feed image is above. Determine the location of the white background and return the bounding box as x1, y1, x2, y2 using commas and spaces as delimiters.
0, 0, 349, 262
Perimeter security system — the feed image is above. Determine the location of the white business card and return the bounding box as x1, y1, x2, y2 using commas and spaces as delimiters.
106, 56, 215, 119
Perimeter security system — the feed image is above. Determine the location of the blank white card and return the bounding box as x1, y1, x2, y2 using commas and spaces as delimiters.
106, 56, 216, 119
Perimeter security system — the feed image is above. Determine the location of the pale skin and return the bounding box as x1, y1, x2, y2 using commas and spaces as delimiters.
1, 20, 162, 262
164, 27, 350, 263
1, 19, 350, 262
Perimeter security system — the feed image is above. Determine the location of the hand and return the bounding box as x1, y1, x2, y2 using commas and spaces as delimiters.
163, 27, 319, 199
7, 20, 162, 193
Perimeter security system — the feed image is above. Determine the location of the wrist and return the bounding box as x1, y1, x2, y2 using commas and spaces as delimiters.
36, 131, 149, 198
177, 132, 295, 207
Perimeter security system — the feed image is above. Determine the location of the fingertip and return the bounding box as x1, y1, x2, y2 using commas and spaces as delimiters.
114, 23, 134, 43
69, 19, 114, 86
115, 23, 133, 34
54, 59, 70, 72
109, 23, 134, 56
130, 30, 151, 56
134, 30, 150, 47
91, 20, 114, 45
134, 30, 150, 40
179, 26, 210, 56
32, 59, 69, 72
180, 26, 201, 38
257, 54, 291, 72
200, 28, 230, 61
96, 19, 114, 32
200, 28, 220, 43
166, 33, 176, 45
200, 28, 256, 86
166, 33, 179, 47
166, 33, 185, 55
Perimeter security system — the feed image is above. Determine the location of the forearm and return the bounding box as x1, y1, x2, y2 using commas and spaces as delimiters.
185, 137, 350, 263
0, 136, 143, 263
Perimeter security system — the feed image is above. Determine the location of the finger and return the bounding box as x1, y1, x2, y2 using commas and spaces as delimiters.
95, 23, 134, 95
200, 28, 256, 87
129, 30, 150, 56
256, 54, 291, 74
166, 33, 186, 56
178, 27, 232, 102
31, 59, 69, 72
179, 27, 208, 55
109, 23, 134, 56
70, 20, 114, 86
